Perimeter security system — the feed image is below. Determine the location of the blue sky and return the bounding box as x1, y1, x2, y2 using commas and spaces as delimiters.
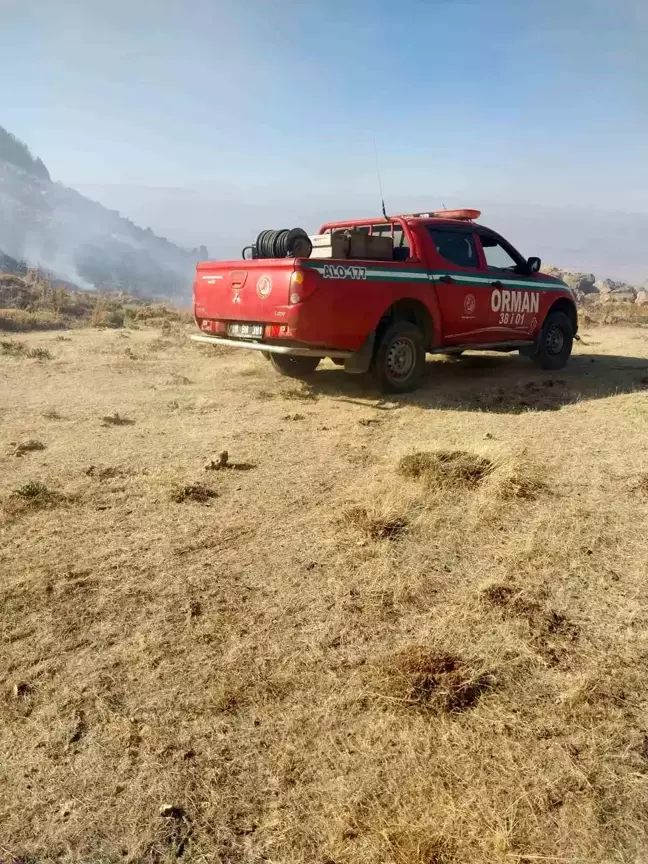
1, 0, 647, 276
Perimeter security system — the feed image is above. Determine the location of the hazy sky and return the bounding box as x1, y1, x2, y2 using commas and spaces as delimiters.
1, 0, 647, 276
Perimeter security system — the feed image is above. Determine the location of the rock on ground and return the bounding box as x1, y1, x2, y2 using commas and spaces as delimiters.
543, 265, 598, 294
600, 290, 638, 303
594, 278, 637, 297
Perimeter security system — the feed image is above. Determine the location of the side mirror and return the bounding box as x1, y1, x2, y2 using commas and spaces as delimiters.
527, 256, 541, 274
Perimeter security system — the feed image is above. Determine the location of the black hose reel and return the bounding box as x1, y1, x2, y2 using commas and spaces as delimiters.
242, 227, 312, 260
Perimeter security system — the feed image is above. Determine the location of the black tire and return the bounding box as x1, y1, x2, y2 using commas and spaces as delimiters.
528, 311, 573, 370
371, 321, 426, 393
269, 353, 320, 378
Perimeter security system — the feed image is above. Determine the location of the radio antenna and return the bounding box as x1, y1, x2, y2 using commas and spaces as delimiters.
372, 135, 389, 220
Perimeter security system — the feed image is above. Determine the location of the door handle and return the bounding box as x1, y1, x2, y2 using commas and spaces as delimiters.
491, 280, 503, 288
438, 275, 455, 284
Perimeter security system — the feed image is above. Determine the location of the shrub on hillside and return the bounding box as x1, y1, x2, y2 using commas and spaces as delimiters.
0, 269, 188, 332
0, 308, 65, 331
90, 299, 126, 329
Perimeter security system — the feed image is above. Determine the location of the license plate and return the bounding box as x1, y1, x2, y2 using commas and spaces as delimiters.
228, 323, 263, 339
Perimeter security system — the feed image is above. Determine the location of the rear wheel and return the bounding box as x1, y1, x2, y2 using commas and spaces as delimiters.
528, 311, 573, 370
269, 353, 320, 378
371, 321, 426, 393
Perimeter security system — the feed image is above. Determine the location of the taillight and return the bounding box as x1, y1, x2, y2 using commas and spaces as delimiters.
264, 324, 293, 339
201, 319, 226, 335
288, 269, 316, 305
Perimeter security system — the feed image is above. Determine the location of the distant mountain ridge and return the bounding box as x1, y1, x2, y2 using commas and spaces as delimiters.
0, 125, 205, 301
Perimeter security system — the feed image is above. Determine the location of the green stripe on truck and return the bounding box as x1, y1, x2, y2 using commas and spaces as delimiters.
302, 261, 567, 292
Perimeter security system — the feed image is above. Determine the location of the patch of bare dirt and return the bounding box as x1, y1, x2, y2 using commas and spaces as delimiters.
4, 480, 66, 516
398, 450, 493, 487
171, 483, 218, 504
344, 505, 408, 540
11, 439, 46, 457
85, 465, 127, 480
386, 646, 493, 713
101, 412, 135, 426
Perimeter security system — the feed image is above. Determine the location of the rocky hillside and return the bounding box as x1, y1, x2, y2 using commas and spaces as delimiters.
544, 265, 648, 306
0, 125, 206, 302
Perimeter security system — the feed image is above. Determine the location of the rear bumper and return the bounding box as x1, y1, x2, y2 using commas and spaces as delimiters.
190, 334, 352, 359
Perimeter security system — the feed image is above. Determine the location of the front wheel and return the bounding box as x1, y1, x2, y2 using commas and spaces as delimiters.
269, 353, 320, 378
528, 311, 573, 370
371, 321, 426, 393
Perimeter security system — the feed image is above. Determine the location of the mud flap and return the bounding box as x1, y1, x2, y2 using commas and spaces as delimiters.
344, 332, 376, 374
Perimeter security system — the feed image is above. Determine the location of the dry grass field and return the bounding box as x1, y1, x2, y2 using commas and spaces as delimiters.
1, 323, 648, 864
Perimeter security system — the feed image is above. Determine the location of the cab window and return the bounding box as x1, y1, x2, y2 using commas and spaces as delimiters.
480, 234, 519, 271
428, 228, 479, 269
370, 223, 409, 260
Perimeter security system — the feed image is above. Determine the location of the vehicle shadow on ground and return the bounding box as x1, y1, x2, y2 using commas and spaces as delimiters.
308, 352, 648, 414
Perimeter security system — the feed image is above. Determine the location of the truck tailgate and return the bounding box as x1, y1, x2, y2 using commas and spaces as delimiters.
194, 259, 297, 323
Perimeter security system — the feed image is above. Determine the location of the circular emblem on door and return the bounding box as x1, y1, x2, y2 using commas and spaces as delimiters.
256, 275, 272, 298
464, 293, 476, 315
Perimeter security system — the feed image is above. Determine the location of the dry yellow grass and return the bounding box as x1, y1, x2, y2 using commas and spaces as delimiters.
580, 300, 648, 328
0, 269, 192, 332
1, 325, 648, 863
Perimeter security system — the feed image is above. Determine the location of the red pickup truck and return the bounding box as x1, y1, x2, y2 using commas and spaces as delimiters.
192, 210, 577, 393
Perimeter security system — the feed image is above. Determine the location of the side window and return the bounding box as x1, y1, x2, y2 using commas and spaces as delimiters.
480, 235, 519, 271
429, 228, 478, 269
